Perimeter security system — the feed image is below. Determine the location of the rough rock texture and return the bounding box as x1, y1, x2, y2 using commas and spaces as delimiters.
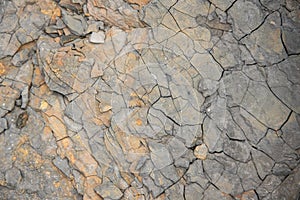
0, 0, 299, 199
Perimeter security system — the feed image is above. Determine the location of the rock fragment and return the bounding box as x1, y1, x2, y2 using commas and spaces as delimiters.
89, 31, 105, 44
94, 182, 123, 200
194, 144, 208, 160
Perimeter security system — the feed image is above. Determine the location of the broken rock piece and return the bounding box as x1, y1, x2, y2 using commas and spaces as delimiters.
89, 31, 105, 44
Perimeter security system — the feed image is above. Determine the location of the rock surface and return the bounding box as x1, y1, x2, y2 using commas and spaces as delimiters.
0, 0, 299, 199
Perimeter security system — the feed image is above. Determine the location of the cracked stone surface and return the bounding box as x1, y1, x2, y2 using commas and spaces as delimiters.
0, 0, 299, 199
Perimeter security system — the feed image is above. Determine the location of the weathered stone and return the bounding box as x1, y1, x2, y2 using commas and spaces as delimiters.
62, 10, 87, 36
194, 144, 208, 160
1, 0, 300, 199
0, 86, 19, 113
210, 0, 235, 11
87, 0, 145, 30
271, 165, 300, 199
215, 172, 243, 195
240, 81, 290, 130
223, 139, 250, 162
191, 53, 223, 80
238, 161, 261, 191
142, 176, 163, 198
198, 79, 219, 97
0, 118, 8, 133
12, 49, 32, 67
258, 129, 298, 168
151, 170, 173, 189
281, 6, 300, 54
185, 160, 209, 188
225, 112, 246, 141
0, 33, 20, 59
241, 190, 258, 200
185, 183, 204, 200
0, 13, 18, 33
203, 184, 233, 200
94, 182, 123, 199
5, 167, 22, 187
272, 163, 292, 177
256, 175, 281, 198
148, 141, 173, 170
89, 31, 105, 44
53, 157, 72, 178
266, 55, 300, 113
203, 158, 224, 183
251, 148, 274, 179
223, 71, 249, 106
203, 118, 223, 152
21, 86, 29, 109
166, 137, 187, 160
230, 107, 267, 145
241, 12, 287, 65
229, 0, 265, 38
211, 33, 242, 69
281, 112, 300, 150
165, 182, 184, 200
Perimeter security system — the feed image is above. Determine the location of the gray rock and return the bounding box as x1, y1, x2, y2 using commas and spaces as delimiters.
94, 182, 123, 200
266, 55, 300, 113
191, 53, 223, 80
238, 161, 261, 191
241, 81, 290, 130
142, 176, 163, 198
0, 13, 18, 33
203, 159, 224, 183
251, 148, 274, 179
198, 79, 219, 97
53, 157, 72, 178
241, 12, 287, 65
203, 118, 223, 152
223, 71, 249, 106
0, 86, 20, 112
174, 158, 190, 169
203, 184, 233, 200
148, 141, 173, 170
223, 139, 251, 162
89, 31, 105, 44
211, 33, 242, 69
281, 112, 300, 150
150, 170, 172, 189
160, 164, 180, 183
271, 164, 300, 199
260, 0, 284, 10
166, 137, 187, 160
272, 163, 292, 177
257, 129, 298, 168
5, 167, 22, 187
0, 33, 14, 59
62, 11, 87, 36
184, 183, 204, 200
256, 175, 281, 198
228, 0, 265, 38
215, 172, 243, 195
12, 48, 31, 67
165, 182, 184, 200
185, 160, 209, 188
241, 190, 259, 200
230, 107, 267, 145
210, 0, 236, 11
225, 112, 246, 141
21, 86, 29, 109
0, 117, 8, 133
65, 101, 83, 124
281, 7, 300, 54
